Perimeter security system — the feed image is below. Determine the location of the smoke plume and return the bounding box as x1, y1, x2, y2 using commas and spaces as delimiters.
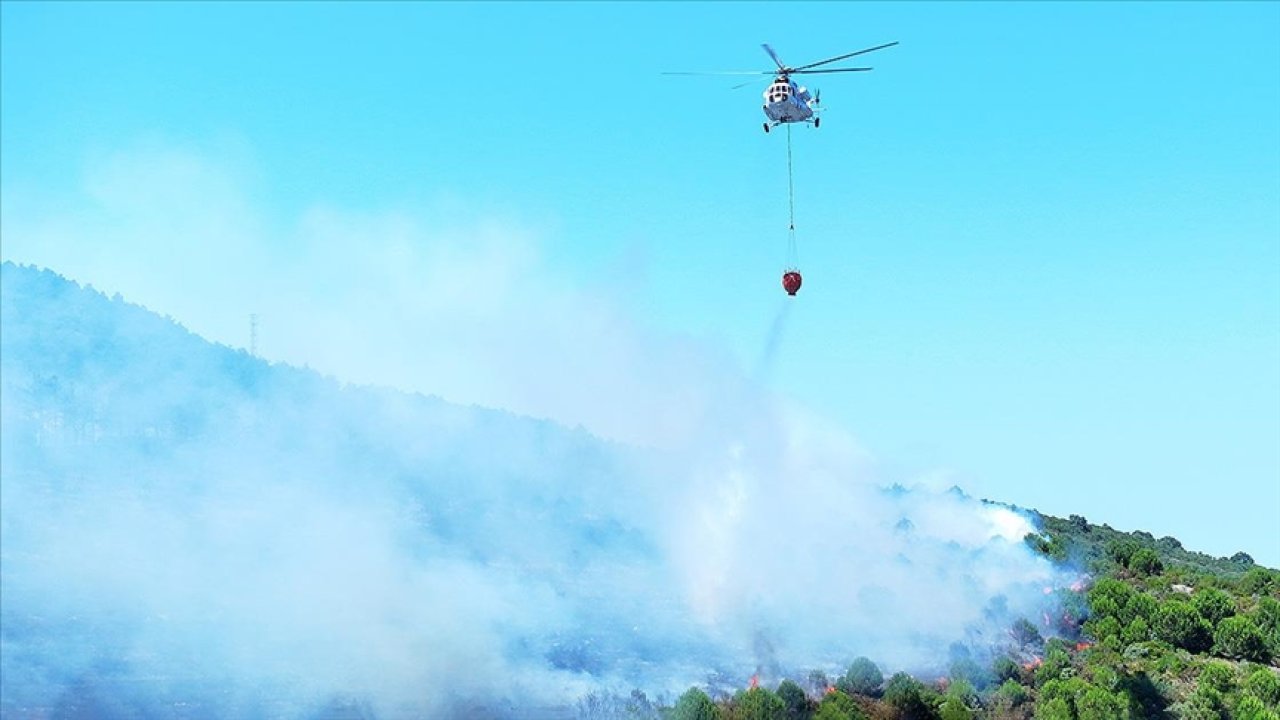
1, 147, 1067, 718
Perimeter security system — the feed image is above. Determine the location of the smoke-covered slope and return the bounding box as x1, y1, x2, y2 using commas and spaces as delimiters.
0, 262, 1065, 719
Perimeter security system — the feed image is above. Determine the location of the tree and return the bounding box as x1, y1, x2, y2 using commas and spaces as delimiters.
1085, 616, 1121, 647
1011, 618, 1043, 647
1129, 548, 1163, 577
1232, 552, 1256, 567
944, 679, 977, 708
883, 673, 938, 720
1215, 615, 1270, 662
1034, 649, 1072, 689
776, 680, 808, 720
1034, 697, 1073, 720
1122, 617, 1150, 645
1088, 578, 1133, 620
1107, 539, 1141, 568
815, 690, 863, 720
737, 687, 786, 720
1077, 686, 1129, 720
992, 657, 1020, 684
1193, 589, 1237, 626
807, 671, 831, 697
938, 696, 973, 720
1155, 600, 1214, 653
819, 702, 849, 717
839, 657, 883, 697
813, 705, 851, 720
995, 679, 1029, 707
1124, 593, 1158, 625
1026, 532, 1069, 562
948, 658, 986, 690
672, 688, 718, 720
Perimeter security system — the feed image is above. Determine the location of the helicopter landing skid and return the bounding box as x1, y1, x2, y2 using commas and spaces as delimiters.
764, 119, 819, 133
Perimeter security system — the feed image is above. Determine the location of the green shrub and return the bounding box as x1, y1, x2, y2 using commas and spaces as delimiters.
1241, 568, 1277, 595
1216, 616, 1271, 662
1257, 597, 1280, 636
1180, 686, 1227, 720
1125, 593, 1159, 625
1123, 616, 1151, 645
1199, 661, 1235, 693
1245, 668, 1280, 707
1193, 589, 1237, 625
1236, 694, 1280, 720
1155, 600, 1214, 652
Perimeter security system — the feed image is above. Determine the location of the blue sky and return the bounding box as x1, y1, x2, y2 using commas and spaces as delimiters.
3, 1, 1278, 565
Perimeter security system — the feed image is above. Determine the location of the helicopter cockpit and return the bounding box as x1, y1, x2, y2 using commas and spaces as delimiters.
766, 78, 791, 104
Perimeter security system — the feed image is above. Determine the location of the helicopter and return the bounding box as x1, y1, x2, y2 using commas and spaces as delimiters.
665, 41, 898, 132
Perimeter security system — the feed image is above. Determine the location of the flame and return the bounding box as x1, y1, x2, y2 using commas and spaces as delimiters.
825, 685, 836, 695
749, 674, 759, 689
1022, 656, 1043, 671
1075, 642, 1092, 652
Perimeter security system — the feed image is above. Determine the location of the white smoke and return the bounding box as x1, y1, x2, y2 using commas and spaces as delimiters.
1, 144, 1068, 718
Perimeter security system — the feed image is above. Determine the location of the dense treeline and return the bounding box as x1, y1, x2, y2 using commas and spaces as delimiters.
593, 514, 1279, 720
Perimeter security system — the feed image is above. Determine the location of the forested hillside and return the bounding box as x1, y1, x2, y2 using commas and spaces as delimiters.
651, 516, 1280, 720
2, 261, 1276, 720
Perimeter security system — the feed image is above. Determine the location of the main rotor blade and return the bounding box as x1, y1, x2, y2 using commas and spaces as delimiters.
662, 70, 773, 76
792, 41, 898, 71
762, 43, 786, 70
791, 67, 874, 74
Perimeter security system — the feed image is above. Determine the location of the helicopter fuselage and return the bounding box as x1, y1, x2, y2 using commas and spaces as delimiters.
762, 76, 817, 126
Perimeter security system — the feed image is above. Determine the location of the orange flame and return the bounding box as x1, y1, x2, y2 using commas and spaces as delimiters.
749, 674, 759, 689
825, 685, 837, 695
1075, 642, 1092, 652
1022, 656, 1043, 671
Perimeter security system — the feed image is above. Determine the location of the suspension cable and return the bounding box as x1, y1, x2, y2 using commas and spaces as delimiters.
786, 124, 795, 231
786, 124, 798, 268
